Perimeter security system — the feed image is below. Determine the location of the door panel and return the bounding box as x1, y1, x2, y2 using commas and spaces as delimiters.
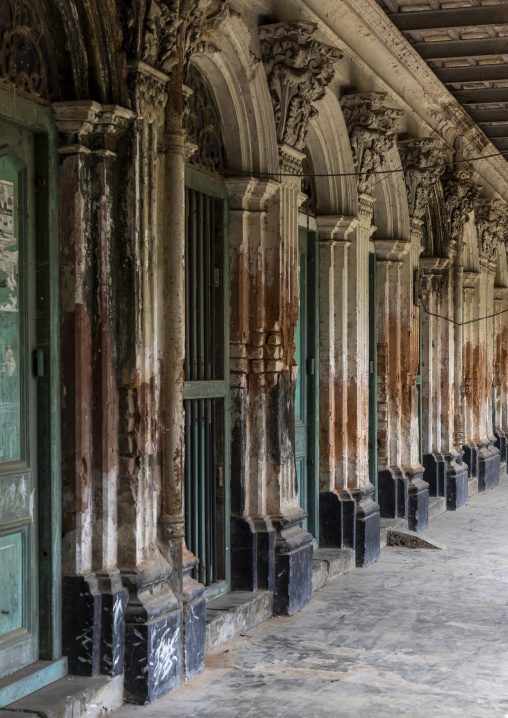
0, 121, 38, 680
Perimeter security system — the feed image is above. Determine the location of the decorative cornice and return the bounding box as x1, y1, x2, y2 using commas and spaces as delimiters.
53, 101, 134, 148
398, 137, 448, 220
259, 22, 341, 156
316, 215, 358, 242
475, 197, 508, 263
340, 92, 403, 196
442, 165, 482, 244
374, 238, 411, 261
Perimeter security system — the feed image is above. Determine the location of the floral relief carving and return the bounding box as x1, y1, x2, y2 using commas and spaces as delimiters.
475, 198, 508, 263
0, 0, 49, 98
259, 22, 341, 152
341, 93, 403, 196
184, 63, 224, 173
442, 165, 481, 244
398, 137, 448, 221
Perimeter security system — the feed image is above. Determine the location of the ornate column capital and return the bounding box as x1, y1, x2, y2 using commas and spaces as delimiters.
225, 177, 279, 211
316, 215, 358, 243
374, 238, 412, 261
53, 101, 134, 152
258, 21, 341, 171
420, 257, 451, 275
442, 165, 482, 245
475, 197, 508, 263
398, 136, 448, 221
340, 92, 403, 196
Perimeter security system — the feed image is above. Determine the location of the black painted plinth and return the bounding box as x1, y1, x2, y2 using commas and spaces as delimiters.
463, 442, 479, 481
62, 574, 101, 676
123, 567, 183, 704
495, 430, 507, 464
444, 453, 469, 511
319, 491, 355, 549
182, 552, 206, 681
478, 444, 500, 492
378, 469, 408, 520
97, 572, 128, 676
407, 470, 429, 532
422, 453, 446, 497
353, 485, 380, 567
230, 516, 275, 592
273, 512, 313, 616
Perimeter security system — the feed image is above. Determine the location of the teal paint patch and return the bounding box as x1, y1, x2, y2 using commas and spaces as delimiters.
0, 532, 23, 636
0, 173, 20, 463
0, 658, 67, 708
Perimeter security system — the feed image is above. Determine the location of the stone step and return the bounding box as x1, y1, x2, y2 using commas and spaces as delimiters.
1, 675, 123, 718
428, 496, 447, 522
205, 591, 273, 652
380, 517, 408, 549
312, 548, 355, 593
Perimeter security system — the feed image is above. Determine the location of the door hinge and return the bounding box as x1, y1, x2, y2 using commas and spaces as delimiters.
217, 466, 224, 488
307, 358, 315, 375
414, 375, 422, 386
369, 360, 374, 374
33, 348, 45, 378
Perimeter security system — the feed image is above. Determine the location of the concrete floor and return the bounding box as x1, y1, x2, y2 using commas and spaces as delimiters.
116, 481, 508, 718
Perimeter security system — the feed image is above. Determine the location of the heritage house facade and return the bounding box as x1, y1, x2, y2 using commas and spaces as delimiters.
1, 0, 508, 708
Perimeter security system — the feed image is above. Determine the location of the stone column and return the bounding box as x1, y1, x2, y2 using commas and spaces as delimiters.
317, 206, 380, 567
258, 21, 341, 614
54, 102, 131, 678
494, 286, 508, 475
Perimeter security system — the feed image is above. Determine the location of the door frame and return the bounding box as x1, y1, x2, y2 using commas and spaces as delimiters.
297, 213, 319, 543
0, 88, 62, 672
183, 165, 230, 602
368, 250, 378, 501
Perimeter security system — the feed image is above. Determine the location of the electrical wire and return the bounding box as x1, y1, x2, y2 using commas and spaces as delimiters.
419, 294, 508, 326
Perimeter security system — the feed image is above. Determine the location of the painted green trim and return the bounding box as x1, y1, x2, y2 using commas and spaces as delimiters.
183, 381, 227, 399
0, 658, 67, 708
0, 88, 62, 663
203, 580, 229, 603
368, 252, 378, 501
185, 166, 227, 198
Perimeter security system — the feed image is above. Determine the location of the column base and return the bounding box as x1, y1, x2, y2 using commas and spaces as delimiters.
62, 574, 101, 676
273, 511, 313, 616
407, 469, 429, 532
182, 551, 206, 681
464, 442, 500, 492
378, 469, 408, 520
97, 572, 128, 676
353, 485, 380, 567
123, 565, 183, 704
444, 453, 469, 511
230, 517, 275, 592
422, 453, 446, 497
319, 491, 355, 549
495, 430, 507, 464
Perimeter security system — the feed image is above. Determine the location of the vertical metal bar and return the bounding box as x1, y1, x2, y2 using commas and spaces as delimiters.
197, 192, 205, 381
184, 189, 191, 381
198, 398, 205, 584
190, 190, 198, 381
184, 400, 191, 550
205, 398, 212, 585
191, 399, 199, 564
211, 399, 218, 580
204, 195, 212, 381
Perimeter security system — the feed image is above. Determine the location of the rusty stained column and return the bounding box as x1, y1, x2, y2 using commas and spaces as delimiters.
316, 207, 380, 568
375, 234, 428, 531
55, 102, 131, 678
462, 273, 478, 484
420, 257, 468, 510
227, 177, 281, 595
494, 286, 508, 473
117, 62, 183, 705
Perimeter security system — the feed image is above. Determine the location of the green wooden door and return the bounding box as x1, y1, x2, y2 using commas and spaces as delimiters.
295, 225, 319, 540
0, 121, 38, 679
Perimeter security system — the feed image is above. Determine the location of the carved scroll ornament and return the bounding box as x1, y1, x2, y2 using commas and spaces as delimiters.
259, 22, 341, 152
475, 198, 508, 263
442, 166, 481, 244
398, 137, 448, 221
341, 93, 403, 196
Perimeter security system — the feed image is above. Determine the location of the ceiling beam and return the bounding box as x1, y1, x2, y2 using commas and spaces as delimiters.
482, 125, 508, 139
434, 64, 508, 84
388, 6, 508, 32
451, 87, 508, 104
413, 37, 508, 60
469, 108, 508, 123
489, 138, 508, 151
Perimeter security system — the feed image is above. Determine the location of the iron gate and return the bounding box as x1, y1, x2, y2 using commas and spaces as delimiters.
183, 173, 229, 590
